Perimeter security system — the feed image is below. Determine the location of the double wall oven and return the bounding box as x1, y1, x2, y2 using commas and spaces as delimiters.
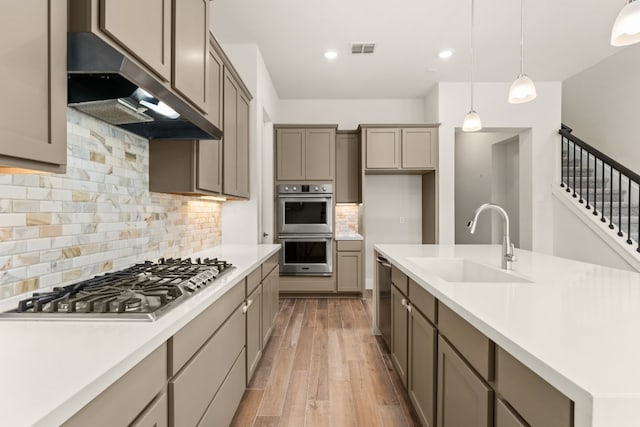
278, 183, 333, 276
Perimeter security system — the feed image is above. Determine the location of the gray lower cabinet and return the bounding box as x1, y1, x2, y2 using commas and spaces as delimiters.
437, 336, 493, 427
495, 399, 527, 427
391, 284, 409, 387
0, 0, 66, 173
131, 393, 168, 427
62, 344, 167, 427
336, 240, 363, 293
246, 283, 263, 382
262, 264, 279, 344
409, 306, 437, 427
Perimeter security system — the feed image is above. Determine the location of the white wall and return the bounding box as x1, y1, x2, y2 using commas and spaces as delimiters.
563, 44, 640, 172
553, 195, 635, 271
219, 44, 280, 244
433, 82, 562, 254
364, 175, 423, 288
492, 137, 520, 247
278, 99, 426, 129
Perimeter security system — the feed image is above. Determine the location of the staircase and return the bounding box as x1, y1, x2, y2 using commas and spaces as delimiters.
559, 125, 640, 252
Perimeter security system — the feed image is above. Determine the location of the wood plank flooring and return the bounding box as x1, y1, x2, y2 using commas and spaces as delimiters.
230, 298, 421, 427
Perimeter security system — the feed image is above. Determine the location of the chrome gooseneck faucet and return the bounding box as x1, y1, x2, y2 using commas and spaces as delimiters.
467, 203, 516, 270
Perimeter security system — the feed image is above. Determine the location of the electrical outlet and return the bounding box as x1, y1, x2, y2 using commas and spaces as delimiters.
399, 216, 406, 224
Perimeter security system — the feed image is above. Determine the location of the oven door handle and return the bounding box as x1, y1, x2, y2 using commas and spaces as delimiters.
279, 234, 333, 240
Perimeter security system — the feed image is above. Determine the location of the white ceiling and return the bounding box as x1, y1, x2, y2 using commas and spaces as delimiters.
211, 0, 624, 99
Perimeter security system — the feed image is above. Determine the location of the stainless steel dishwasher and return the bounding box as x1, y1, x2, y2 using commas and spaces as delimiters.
377, 255, 392, 351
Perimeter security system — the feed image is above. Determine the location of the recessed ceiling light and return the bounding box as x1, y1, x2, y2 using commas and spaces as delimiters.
438, 49, 454, 59
324, 50, 338, 60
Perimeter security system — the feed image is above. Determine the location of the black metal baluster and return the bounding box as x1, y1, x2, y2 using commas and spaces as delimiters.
608, 166, 613, 226
561, 137, 566, 188
572, 142, 577, 198
637, 183, 640, 252
627, 177, 633, 244
618, 170, 623, 236
585, 153, 591, 210
565, 138, 571, 193
593, 156, 599, 216
600, 159, 613, 224
579, 147, 584, 203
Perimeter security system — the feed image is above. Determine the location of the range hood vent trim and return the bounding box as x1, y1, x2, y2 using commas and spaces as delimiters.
67, 32, 222, 141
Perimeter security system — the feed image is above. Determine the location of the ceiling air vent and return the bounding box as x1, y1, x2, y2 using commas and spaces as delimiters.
351, 42, 376, 54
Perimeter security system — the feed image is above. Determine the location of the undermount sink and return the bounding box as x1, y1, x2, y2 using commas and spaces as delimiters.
407, 257, 532, 283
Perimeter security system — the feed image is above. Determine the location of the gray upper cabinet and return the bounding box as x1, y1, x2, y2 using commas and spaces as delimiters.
364, 126, 439, 172
99, 0, 172, 81
402, 128, 437, 169
0, 0, 66, 174
149, 139, 221, 195
365, 128, 401, 169
223, 70, 251, 199
275, 126, 336, 181
172, 0, 209, 113
336, 133, 361, 203
208, 41, 224, 130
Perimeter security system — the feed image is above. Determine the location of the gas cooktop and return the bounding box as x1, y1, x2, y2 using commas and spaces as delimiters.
0, 257, 234, 321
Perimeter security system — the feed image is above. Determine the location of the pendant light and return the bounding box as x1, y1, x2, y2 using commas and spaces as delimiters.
508, 0, 536, 104
611, 0, 640, 46
463, 0, 482, 132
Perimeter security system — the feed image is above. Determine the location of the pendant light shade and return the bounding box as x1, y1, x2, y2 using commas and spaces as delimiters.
462, 0, 482, 132
508, 74, 537, 104
463, 110, 482, 132
508, 0, 536, 104
611, 0, 640, 46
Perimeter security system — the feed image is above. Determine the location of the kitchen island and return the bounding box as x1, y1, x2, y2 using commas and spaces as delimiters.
375, 244, 640, 427
0, 244, 280, 427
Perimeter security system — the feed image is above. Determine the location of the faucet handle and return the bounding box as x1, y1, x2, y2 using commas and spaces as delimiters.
505, 243, 516, 262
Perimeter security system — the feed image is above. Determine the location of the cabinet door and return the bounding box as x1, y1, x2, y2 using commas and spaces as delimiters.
236, 93, 250, 198
336, 133, 360, 203
173, 0, 209, 112
223, 70, 238, 195
246, 285, 263, 383
197, 139, 222, 193
305, 128, 335, 180
391, 285, 408, 387
208, 45, 224, 129
495, 399, 527, 427
437, 337, 493, 427
100, 0, 171, 81
365, 128, 400, 169
337, 252, 362, 292
270, 267, 280, 325
409, 308, 437, 427
0, 0, 66, 171
276, 128, 306, 180
402, 128, 437, 169
262, 274, 272, 344
131, 393, 168, 427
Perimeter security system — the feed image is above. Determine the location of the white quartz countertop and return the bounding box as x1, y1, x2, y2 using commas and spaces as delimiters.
375, 244, 640, 427
335, 233, 364, 241
0, 244, 280, 427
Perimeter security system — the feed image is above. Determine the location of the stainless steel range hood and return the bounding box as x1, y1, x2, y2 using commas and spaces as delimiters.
67, 33, 222, 140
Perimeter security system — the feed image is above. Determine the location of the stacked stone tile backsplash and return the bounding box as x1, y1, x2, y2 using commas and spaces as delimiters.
335, 204, 360, 235
0, 110, 222, 300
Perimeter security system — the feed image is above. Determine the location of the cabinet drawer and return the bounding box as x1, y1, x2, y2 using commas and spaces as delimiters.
408, 279, 436, 324
247, 266, 261, 295
198, 348, 247, 427
261, 252, 279, 279
131, 393, 167, 427
495, 399, 526, 427
169, 281, 244, 375
63, 343, 167, 427
170, 305, 245, 427
496, 347, 573, 427
391, 265, 408, 295
336, 240, 362, 252
438, 303, 493, 381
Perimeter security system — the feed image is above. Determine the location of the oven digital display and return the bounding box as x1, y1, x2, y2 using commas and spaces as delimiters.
284, 201, 327, 224
284, 241, 328, 264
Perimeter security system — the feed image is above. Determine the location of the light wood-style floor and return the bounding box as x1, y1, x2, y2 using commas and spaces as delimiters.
230, 298, 421, 427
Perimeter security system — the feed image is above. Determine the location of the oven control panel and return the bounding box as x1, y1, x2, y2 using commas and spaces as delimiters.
278, 183, 332, 194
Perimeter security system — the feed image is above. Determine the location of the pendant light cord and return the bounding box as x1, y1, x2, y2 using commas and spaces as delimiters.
470, 0, 475, 111
520, 0, 525, 75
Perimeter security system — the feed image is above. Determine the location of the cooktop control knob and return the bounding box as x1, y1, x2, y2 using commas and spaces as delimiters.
322, 186, 327, 191
314, 186, 319, 191
293, 186, 297, 191
284, 186, 289, 191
